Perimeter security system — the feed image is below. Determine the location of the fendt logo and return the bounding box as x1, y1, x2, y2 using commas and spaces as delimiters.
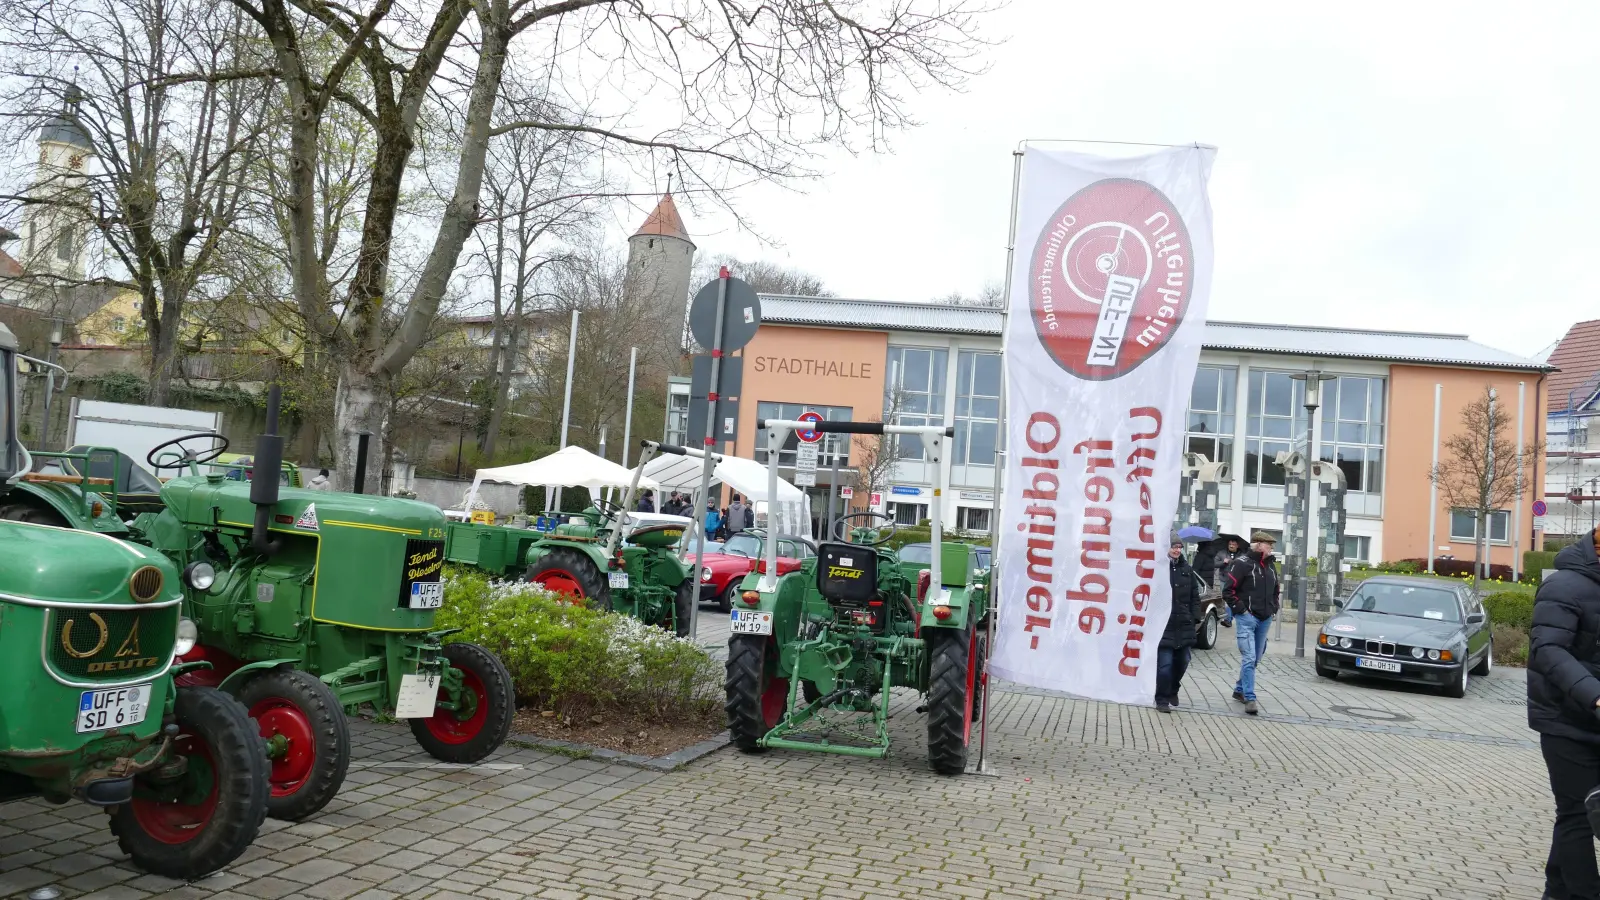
1028, 177, 1193, 380
826, 566, 862, 580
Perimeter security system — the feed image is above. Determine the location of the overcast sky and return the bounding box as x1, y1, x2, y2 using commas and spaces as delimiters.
655, 0, 1595, 360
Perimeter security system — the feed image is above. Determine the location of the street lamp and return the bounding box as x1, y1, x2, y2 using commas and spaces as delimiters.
39, 318, 64, 449
1290, 368, 1336, 658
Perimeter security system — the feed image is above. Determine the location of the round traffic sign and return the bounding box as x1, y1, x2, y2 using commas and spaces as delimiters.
1533, 500, 1548, 517
796, 411, 824, 443
688, 275, 762, 351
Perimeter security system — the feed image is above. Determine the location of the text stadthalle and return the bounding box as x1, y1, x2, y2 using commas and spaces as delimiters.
751, 357, 873, 379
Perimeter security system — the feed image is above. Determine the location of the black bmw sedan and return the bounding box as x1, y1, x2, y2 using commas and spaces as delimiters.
1314, 575, 1493, 698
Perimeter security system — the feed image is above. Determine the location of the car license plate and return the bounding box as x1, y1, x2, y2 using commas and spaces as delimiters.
609, 571, 630, 589
730, 609, 773, 635
409, 581, 443, 610
1356, 657, 1402, 673
77, 684, 151, 734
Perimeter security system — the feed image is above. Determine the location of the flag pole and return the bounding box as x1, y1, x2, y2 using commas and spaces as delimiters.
976, 148, 1024, 776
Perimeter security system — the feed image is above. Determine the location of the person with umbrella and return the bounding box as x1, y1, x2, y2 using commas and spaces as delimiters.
1211, 533, 1247, 627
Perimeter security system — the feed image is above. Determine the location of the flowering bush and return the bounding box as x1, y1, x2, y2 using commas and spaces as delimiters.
435, 566, 720, 722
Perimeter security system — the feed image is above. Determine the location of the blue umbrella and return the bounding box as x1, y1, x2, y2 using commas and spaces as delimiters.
1177, 525, 1215, 541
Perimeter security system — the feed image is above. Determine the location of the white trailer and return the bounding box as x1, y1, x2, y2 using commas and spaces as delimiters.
65, 399, 221, 473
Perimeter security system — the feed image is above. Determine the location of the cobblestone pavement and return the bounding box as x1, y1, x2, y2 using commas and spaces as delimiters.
2, 613, 1553, 900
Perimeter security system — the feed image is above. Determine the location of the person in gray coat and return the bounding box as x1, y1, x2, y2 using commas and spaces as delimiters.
726, 495, 748, 536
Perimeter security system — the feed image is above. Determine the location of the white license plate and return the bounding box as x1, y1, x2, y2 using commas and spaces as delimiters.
77, 684, 151, 734
1356, 657, 1402, 673
730, 609, 773, 635
409, 581, 443, 609
609, 571, 630, 589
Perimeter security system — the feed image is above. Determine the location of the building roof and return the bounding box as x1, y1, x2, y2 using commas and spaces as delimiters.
39, 87, 92, 151
632, 193, 692, 245
0, 248, 21, 278
756, 294, 1553, 373
1546, 319, 1600, 412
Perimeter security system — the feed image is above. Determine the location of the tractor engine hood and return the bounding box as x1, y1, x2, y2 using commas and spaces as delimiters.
0, 519, 183, 607
159, 477, 445, 537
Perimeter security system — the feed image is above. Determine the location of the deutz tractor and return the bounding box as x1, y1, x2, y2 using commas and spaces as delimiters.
0, 322, 269, 877
1, 384, 515, 821
725, 418, 989, 774
507, 440, 704, 637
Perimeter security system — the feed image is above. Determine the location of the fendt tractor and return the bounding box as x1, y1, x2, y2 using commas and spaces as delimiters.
725, 418, 990, 774
447, 439, 706, 637
0, 323, 269, 877
2, 384, 515, 821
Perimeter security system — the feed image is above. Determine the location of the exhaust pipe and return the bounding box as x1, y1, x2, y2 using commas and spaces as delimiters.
250, 385, 285, 557
352, 431, 371, 495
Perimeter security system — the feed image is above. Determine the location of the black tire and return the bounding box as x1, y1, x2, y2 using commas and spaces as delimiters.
237, 669, 350, 822
1195, 609, 1219, 650
926, 625, 983, 776
110, 686, 269, 879
672, 580, 694, 638
1442, 663, 1469, 699
801, 680, 822, 705
0, 502, 70, 527
409, 642, 515, 763
1472, 639, 1493, 677
718, 584, 738, 614
525, 547, 612, 612
726, 635, 785, 753
1315, 662, 1338, 679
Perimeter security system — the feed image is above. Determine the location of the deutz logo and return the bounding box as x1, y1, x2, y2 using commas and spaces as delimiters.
827, 566, 861, 579
62, 615, 161, 672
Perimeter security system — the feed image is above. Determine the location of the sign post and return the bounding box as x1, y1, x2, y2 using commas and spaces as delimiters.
794, 411, 823, 488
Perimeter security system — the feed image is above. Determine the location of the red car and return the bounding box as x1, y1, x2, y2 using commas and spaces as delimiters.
688, 531, 817, 611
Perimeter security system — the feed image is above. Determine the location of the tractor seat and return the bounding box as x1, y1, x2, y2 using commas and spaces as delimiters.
625, 522, 687, 549
815, 542, 877, 606
53, 446, 166, 514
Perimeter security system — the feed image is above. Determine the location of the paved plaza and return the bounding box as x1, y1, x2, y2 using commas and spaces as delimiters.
2, 613, 1554, 900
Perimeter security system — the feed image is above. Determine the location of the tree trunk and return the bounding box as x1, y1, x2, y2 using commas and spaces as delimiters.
145, 285, 185, 406
334, 366, 386, 494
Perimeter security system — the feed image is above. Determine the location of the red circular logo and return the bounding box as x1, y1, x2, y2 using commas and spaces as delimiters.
796, 410, 824, 443
1028, 177, 1192, 380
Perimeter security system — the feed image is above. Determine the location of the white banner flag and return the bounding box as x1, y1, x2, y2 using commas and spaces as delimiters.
990, 145, 1216, 705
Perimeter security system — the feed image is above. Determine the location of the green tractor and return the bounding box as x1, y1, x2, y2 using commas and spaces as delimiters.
2, 385, 516, 821
486, 440, 705, 637
0, 323, 269, 877
725, 418, 989, 774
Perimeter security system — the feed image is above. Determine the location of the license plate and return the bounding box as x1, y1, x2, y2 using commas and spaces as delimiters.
1356, 657, 1402, 673
408, 581, 443, 610
77, 684, 151, 734
609, 571, 630, 589
730, 609, 773, 635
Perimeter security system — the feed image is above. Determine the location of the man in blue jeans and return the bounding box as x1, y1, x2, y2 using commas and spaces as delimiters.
1220, 531, 1281, 716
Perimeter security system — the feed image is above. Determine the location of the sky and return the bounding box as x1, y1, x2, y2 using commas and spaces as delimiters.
653, 0, 1598, 360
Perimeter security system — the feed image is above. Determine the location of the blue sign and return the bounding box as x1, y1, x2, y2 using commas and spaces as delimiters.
890, 486, 921, 496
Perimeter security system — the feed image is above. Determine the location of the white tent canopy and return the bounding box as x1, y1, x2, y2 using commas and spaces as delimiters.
465, 445, 656, 510
635, 453, 811, 537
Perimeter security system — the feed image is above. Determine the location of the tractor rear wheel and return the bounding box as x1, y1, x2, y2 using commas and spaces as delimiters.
410, 642, 515, 763
926, 624, 986, 776
526, 548, 612, 612
238, 669, 350, 821
110, 686, 269, 879
0, 502, 69, 527
726, 635, 787, 753
672, 581, 694, 638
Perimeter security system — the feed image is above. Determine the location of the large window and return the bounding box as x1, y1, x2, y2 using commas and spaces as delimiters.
1244, 371, 1306, 486
953, 350, 1001, 467
890, 502, 928, 526
1186, 366, 1236, 465
886, 346, 947, 460
1317, 375, 1386, 494
664, 388, 689, 447
1343, 535, 1371, 562
957, 506, 992, 533
754, 402, 853, 467
1450, 509, 1510, 544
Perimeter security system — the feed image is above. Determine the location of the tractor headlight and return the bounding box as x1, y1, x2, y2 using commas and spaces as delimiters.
701, 566, 713, 582
174, 618, 199, 656
183, 561, 217, 592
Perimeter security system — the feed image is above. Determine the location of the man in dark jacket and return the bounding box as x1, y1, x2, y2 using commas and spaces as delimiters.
1157, 538, 1200, 712
636, 490, 655, 513
1221, 531, 1280, 716
1528, 528, 1600, 900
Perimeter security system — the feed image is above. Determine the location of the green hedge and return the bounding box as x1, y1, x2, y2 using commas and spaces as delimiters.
435, 566, 720, 722
1484, 591, 1534, 631
880, 526, 993, 551
1524, 550, 1558, 584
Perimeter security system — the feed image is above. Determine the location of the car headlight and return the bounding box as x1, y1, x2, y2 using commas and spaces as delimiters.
701, 566, 713, 582
1339, 637, 1353, 649
1427, 649, 1441, 661
1412, 647, 1426, 659
183, 561, 217, 592
174, 617, 199, 656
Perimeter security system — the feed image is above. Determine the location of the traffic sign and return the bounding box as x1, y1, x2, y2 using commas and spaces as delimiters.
688, 276, 761, 351
796, 411, 824, 443
1532, 499, 1548, 517
839, 486, 854, 499
794, 442, 819, 487
869, 491, 884, 510
691, 354, 742, 399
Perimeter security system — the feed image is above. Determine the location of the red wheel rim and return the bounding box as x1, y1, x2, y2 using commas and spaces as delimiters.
129, 731, 218, 844
760, 677, 789, 729
532, 569, 585, 603
423, 667, 490, 745
961, 628, 979, 745
250, 697, 316, 797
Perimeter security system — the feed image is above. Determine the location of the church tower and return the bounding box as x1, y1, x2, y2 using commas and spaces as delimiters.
21, 86, 95, 283
626, 192, 695, 323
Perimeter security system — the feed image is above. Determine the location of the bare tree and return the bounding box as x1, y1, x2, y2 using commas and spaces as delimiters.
934, 279, 1004, 307
0, 0, 272, 404
850, 379, 907, 514
1429, 385, 1544, 582
695, 254, 833, 298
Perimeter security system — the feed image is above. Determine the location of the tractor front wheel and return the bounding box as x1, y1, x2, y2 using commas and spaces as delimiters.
526, 548, 612, 612
726, 635, 787, 753
110, 686, 269, 879
926, 625, 986, 776
672, 581, 695, 638
410, 642, 515, 764
238, 669, 350, 821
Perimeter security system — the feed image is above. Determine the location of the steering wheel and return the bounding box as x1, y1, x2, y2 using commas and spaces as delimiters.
592, 497, 626, 520
146, 432, 230, 472
832, 511, 896, 546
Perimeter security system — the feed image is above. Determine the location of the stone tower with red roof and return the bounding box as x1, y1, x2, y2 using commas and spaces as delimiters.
627, 192, 695, 321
